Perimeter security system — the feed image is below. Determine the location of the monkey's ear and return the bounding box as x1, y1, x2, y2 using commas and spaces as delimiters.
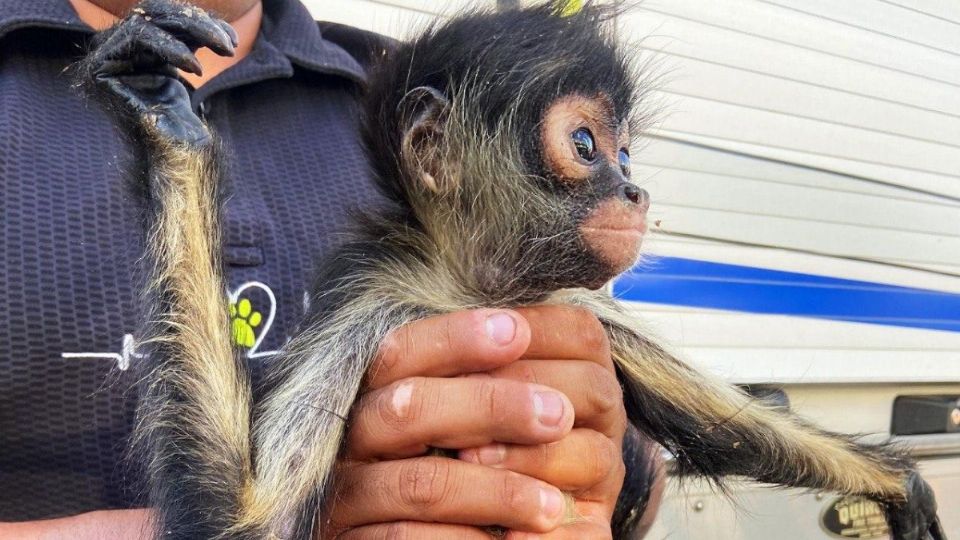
399, 86, 450, 193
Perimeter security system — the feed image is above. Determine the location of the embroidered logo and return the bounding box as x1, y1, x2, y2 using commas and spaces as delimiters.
62, 281, 281, 369
230, 298, 263, 348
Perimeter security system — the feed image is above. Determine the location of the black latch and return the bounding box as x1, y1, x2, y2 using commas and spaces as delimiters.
891, 395, 960, 435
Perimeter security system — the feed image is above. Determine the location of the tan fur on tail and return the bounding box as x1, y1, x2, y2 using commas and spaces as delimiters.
133, 132, 254, 536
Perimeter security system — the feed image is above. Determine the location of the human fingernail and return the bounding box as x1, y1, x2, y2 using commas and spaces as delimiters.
391, 382, 413, 417
539, 487, 564, 520
475, 444, 506, 465
485, 312, 516, 346
533, 391, 564, 427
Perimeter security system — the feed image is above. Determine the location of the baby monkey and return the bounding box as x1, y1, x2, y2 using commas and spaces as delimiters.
78, 1, 945, 539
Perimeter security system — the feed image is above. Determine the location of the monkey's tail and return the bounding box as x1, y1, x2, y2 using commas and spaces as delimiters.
574, 294, 910, 503
132, 135, 255, 540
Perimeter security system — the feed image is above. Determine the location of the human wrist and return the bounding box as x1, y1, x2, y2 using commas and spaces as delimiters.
0, 509, 153, 540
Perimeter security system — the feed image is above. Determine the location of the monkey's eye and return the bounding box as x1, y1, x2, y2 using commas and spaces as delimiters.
618, 148, 631, 176
571, 128, 597, 162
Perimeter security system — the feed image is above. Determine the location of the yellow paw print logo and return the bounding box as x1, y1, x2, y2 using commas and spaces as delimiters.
230, 298, 262, 348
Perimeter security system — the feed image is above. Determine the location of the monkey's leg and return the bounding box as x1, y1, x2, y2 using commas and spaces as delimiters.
565, 293, 944, 540
78, 3, 253, 540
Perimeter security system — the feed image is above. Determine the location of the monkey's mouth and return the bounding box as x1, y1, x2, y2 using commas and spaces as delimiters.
580, 203, 648, 272
581, 207, 648, 237
581, 222, 647, 236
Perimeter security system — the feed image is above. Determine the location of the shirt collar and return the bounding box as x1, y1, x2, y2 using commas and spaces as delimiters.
260, 0, 364, 83
0, 0, 366, 84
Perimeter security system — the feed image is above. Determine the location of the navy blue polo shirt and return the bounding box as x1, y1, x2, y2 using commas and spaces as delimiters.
0, 0, 383, 519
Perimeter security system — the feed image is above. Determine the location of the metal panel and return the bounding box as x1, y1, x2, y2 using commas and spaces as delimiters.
761, 0, 960, 53
626, 303, 960, 383
622, 12, 960, 118
638, 0, 960, 84
646, 456, 960, 540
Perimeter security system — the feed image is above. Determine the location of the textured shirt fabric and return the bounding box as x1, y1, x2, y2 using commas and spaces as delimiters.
0, 0, 383, 519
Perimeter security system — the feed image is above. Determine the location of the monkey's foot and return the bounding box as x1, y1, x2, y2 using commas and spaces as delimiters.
80, 0, 237, 144
886, 471, 947, 540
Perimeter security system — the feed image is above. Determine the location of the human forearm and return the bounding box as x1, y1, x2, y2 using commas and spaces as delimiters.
0, 509, 153, 540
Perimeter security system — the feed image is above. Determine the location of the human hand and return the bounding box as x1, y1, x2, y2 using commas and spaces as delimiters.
458, 305, 632, 539
325, 308, 579, 538
326, 306, 652, 539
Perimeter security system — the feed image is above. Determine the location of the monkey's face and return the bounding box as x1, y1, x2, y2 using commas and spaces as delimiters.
537, 94, 650, 287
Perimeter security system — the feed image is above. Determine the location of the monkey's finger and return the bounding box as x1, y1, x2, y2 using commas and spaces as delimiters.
216, 19, 240, 48
515, 306, 613, 370
366, 309, 532, 390
141, 1, 236, 56
134, 23, 204, 75
348, 377, 574, 459
337, 522, 492, 539
491, 359, 627, 438
332, 457, 567, 533
94, 22, 202, 76
459, 429, 624, 495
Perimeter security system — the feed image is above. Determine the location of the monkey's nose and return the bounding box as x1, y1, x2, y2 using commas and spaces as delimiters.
619, 183, 649, 206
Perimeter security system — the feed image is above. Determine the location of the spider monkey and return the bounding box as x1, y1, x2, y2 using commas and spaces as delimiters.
77, 1, 946, 539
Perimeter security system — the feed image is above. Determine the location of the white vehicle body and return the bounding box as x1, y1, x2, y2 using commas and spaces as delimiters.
314, 1, 960, 537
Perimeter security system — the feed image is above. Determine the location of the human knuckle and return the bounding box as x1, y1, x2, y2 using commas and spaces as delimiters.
538, 441, 555, 466
613, 450, 627, 483
442, 313, 461, 348
587, 363, 623, 416
376, 378, 424, 431
587, 434, 621, 484
475, 379, 506, 422
398, 459, 451, 509
576, 311, 609, 354
499, 472, 534, 515
513, 362, 540, 384
378, 325, 417, 374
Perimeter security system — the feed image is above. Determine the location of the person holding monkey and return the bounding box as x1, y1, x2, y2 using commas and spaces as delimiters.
0, 0, 663, 537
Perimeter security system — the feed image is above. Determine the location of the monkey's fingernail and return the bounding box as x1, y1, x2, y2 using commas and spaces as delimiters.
485, 311, 516, 345
539, 487, 564, 520
224, 23, 239, 48
533, 391, 564, 427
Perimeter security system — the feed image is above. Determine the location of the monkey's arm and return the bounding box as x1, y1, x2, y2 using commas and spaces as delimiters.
76, 4, 253, 539
565, 292, 944, 540
241, 304, 419, 539
240, 245, 433, 539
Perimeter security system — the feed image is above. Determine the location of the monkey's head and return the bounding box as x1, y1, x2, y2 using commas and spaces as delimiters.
363, 3, 653, 300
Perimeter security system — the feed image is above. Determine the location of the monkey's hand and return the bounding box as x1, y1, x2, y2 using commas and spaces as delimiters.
77, 0, 237, 144
885, 470, 947, 540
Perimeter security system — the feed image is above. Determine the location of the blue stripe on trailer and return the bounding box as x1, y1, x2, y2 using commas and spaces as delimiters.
612, 256, 960, 333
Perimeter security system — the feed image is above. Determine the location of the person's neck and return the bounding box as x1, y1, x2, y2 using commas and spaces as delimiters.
68, 0, 263, 89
